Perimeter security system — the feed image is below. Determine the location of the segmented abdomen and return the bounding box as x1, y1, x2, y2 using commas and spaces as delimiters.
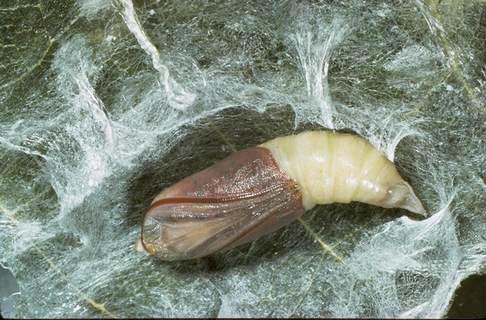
260, 131, 403, 210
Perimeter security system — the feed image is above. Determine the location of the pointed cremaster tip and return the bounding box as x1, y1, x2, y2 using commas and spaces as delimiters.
400, 182, 427, 217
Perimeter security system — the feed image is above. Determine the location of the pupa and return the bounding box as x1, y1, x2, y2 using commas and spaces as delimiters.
140, 130, 426, 260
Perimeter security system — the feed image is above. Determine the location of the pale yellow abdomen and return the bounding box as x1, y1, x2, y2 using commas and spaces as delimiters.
260, 131, 423, 214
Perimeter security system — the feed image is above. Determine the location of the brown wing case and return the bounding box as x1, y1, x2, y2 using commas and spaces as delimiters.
141, 147, 304, 260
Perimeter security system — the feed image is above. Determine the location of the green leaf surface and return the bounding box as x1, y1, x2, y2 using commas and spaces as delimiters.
1, 0, 485, 318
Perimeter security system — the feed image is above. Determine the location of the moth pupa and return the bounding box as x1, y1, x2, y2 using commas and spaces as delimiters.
141, 130, 426, 260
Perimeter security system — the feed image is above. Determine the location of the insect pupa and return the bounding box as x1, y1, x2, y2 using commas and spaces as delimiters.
141, 130, 426, 260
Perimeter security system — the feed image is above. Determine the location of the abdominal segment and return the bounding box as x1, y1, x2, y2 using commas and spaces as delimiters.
142, 147, 304, 260
260, 131, 426, 215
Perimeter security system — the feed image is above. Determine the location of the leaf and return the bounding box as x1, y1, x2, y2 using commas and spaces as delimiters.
1, 0, 485, 318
